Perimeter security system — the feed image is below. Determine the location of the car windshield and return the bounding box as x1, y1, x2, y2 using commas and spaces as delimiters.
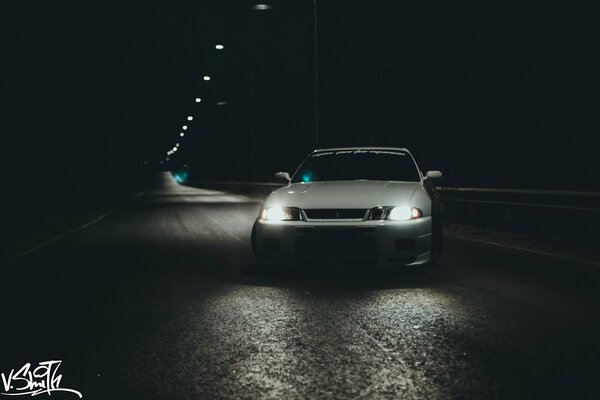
291, 149, 421, 183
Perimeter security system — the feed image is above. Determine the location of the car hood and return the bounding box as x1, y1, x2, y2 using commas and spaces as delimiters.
265, 181, 421, 209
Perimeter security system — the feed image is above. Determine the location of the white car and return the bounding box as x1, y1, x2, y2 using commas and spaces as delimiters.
251, 147, 443, 267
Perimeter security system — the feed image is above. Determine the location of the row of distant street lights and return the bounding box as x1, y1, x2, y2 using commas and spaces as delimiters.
164, 2, 319, 166
165, 42, 226, 160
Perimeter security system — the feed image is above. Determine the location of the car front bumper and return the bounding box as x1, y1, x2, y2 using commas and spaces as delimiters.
255, 217, 432, 267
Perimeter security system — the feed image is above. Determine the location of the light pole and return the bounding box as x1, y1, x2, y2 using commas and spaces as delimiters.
250, 72, 256, 179
313, 0, 319, 148
215, 100, 233, 180
251, 2, 319, 148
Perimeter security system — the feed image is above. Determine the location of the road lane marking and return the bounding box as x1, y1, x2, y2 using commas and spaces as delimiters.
0, 208, 117, 268
67, 210, 115, 234
0, 190, 148, 268
0, 234, 66, 268
447, 233, 600, 267
1, 190, 148, 268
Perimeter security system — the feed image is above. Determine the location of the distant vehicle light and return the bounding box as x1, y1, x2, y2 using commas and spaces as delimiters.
253, 4, 272, 11
174, 171, 189, 184
215, 44, 224, 50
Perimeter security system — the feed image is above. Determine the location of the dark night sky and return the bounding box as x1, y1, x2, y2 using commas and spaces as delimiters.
2, 1, 600, 216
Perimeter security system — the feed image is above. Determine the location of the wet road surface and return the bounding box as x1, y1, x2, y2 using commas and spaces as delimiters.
1, 173, 599, 399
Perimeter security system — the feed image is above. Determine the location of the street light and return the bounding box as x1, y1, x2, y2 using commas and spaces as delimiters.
180, 132, 185, 137
187, 116, 193, 121
182, 125, 188, 130
203, 76, 211, 81
253, 4, 272, 10
195, 98, 202, 103
215, 44, 224, 50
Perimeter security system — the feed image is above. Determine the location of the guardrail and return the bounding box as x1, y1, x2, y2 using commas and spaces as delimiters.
437, 186, 600, 245
190, 179, 600, 244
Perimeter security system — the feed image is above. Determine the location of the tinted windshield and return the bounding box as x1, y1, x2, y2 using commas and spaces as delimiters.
291, 149, 421, 183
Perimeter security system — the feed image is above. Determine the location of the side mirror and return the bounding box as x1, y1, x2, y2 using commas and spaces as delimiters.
425, 170, 443, 181
274, 171, 291, 183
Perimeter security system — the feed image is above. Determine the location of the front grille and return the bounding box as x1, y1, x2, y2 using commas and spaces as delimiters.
295, 227, 377, 257
303, 209, 368, 220
296, 256, 378, 265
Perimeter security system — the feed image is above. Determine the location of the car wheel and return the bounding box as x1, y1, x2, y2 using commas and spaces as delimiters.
251, 220, 258, 256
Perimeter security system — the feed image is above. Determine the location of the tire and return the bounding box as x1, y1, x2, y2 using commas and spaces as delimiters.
251, 220, 258, 257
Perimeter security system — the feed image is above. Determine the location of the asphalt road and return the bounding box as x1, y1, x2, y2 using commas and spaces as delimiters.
1, 173, 599, 399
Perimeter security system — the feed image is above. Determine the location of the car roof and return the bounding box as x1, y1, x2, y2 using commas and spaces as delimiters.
312, 146, 411, 153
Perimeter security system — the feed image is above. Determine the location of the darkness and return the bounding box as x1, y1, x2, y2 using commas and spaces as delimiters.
2, 0, 599, 220
2, 4, 600, 397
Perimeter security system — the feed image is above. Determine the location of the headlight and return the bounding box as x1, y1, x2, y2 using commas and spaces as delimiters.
370, 206, 422, 221
261, 207, 301, 221
388, 206, 422, 220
